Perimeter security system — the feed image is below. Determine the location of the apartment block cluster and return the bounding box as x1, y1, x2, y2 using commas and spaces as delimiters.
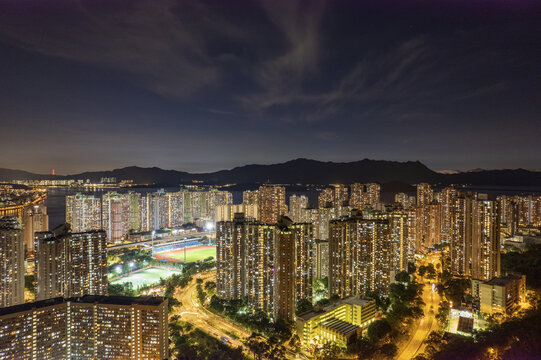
65, 187, 232, 244
0, 189, 169, 359
216, 182, 532, 339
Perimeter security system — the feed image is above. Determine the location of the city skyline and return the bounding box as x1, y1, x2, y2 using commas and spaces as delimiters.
1, 1, 540, 359
1, 0, 540, 173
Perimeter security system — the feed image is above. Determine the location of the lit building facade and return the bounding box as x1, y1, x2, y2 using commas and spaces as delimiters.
102, 192, 131, 244
35, 225, 108, 301
258, 185, 287, 224
0, 217, 25, 307
22, 203, 49, 254
318, 188, 334, 209
65, 193, 102, 233
0, 295, 168, 360
449, 192, 500, 281
288, 195, 309, 223
314, 239, 329, 279
329, 214, 394, 297
216, 215, 313, 322
394, 193, 415, 210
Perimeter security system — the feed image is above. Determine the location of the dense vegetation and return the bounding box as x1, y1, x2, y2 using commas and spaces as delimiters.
418, 244, 541, 360
169, 318, 247, 360
501, 244, 541, 289
417, 295, 541, 360
349, 265, 424, 359
208, 296, 291, 342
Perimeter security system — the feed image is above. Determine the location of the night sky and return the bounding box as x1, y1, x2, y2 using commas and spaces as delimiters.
0, 0, 540, 174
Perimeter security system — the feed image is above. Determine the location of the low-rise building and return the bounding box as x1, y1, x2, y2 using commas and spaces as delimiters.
472, 273, 526, 315
296, 296, 376, 348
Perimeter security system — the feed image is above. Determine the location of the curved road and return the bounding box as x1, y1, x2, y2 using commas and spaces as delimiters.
173, 271, 252, 354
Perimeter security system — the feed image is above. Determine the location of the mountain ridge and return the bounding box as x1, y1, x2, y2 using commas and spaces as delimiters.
1, 158, 540, 187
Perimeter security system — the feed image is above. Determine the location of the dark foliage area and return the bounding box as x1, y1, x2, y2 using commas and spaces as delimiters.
501, 245, 541, 289
209, 296, 291, 342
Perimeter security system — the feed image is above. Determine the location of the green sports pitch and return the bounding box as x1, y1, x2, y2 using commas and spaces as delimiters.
110, 267, 182, 289
154, 245, 216, 263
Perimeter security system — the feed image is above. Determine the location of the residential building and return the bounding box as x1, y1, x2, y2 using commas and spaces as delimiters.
258, 185, 287, 224
318, 188, 334, 209
34, 224, 107, 301
216, 214, 313, 322
65, 193, 101, 233
0, 217, 25, 307
0, 295, 168, 360
450, 192, 500, 281
23, 203, 49, 254
329, 213, 393, 297
314, 239, 329, 279
288, 195, 309, 223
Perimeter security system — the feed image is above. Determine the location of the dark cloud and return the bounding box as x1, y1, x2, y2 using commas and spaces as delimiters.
0, 0, 539, 173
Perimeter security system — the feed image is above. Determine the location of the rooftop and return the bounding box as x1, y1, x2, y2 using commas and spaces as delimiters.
0, 296, 166, 316
485, 274, 524, 287
297, 296, 375, 321
320, 318, 359, 336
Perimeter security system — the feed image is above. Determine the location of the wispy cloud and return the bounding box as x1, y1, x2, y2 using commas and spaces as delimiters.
0, 0, 246, 99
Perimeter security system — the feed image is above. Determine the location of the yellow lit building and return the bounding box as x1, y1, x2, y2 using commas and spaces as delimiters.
296, 296, 376, 348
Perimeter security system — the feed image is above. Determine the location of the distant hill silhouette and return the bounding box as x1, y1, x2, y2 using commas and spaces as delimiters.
1, 158, 540, 187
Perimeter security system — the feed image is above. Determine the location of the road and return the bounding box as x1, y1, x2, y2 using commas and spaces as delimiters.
396, 281, 440, 360
173, 271, 301, 359
173, 271, 252, 354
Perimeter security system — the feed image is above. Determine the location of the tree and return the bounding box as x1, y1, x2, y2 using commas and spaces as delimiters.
246, 335, 270, 360
395, 271, 410, 283
24, 275, 35, 292
418, 265, 427, 277
425, 263, 436, 280
379, 343, 398, 358
408, 261, 417, 274
196, 284, 206, 304
296, 298, 314, 315
443, 278, 470, 306
289, 333, 301, 352
320, 341, 341, 360
367, 319, 392, 343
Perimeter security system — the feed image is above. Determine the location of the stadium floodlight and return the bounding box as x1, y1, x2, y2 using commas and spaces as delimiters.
115, 265, 122, 274
129, 261, 135, 268
205, 222, 214, 231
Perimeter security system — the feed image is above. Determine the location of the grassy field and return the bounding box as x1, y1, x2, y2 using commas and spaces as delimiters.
169, 246, 216, 262
111, 267, 182, 289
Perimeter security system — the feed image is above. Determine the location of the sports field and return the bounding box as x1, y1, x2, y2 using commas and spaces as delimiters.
154, 245, 216, 263
110, 267, 182, 288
